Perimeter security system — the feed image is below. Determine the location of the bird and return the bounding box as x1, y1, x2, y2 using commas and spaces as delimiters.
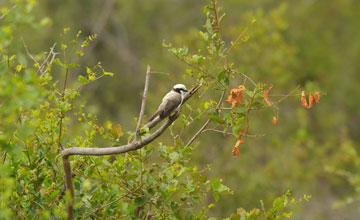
147, 84, 188, 122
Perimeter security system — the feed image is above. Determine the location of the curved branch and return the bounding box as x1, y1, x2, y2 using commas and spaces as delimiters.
62, 113, 179, 158
61, 85, 200, 158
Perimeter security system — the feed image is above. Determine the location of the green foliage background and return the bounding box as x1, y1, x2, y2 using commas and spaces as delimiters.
1, 0, 359, 219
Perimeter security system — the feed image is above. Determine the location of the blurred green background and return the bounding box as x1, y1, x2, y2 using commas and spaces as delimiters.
2, 0, 360, 219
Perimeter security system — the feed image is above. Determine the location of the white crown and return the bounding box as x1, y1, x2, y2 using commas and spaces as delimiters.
173, 84, 187, 90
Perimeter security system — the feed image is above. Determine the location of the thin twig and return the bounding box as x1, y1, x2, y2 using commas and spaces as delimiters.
184, 88, 226, 147
224, 26, 249, 54
233, 70, 257, 87
58, 65, 69, 151
1, 151, 6, 164
145, 203, 154, 220
150, 71, 170, 75
201, 129, 265, 137
22, 38, 58, 76
39, 44, 58, 76
184, 119, 210, 148
274, 85, 300, 103
135, 65, 151, 141
21, 37, 38, 66
245, 90, 257, 135
216, 23, 250, 66
0, 5, 16, 20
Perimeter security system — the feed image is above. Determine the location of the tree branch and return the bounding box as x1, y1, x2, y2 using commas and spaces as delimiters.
22, 38, 58, 76
201, 129, 265, 137
62, 113, 179, 158
62, 85, 200, 158
62, 157, 74, 220
145, 203, 154, 220
135, 65, 151, 141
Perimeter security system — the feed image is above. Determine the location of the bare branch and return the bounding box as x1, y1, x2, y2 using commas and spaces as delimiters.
62, 113, 179, 158
185, 119, 210, 147
61, 85, 200, 158
201, 129, 265, 137
145, 203, 155, 220
233, 70, 257, 87
185, 87, 226, 147
149, 71, 170, 75
22, 39, 58, 76
224, 26, 249, 54
62, 157, 74, 220
39, 43, 58, 76
135, 65, 151, 141
274, 85, 300, 103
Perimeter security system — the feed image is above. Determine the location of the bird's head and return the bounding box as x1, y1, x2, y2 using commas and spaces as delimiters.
173, 84, 188, 94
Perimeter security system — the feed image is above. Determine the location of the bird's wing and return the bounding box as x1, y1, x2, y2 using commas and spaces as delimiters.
147, 91, 181, 122
146, 92, 171, 122
160, 92, 182, 118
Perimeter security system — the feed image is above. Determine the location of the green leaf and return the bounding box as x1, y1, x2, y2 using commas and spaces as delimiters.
178, 46, 189, 58
78, 75, 88, 84
169, 152, 180, 162
186, 68, 194, 76
15, 64, 23, 72
76, 51, 84, 57
192, 55, 205, 64
211, 178, 221, 191
86, 67, 92, 74
185, 212, 194, 220
68, 63, 80, 69
61, 43, 67, 50
211, 178, 229, 193
217, 70, 229, 86
109, 124, 123, 139
213, 192, 220, 202
104, 71, 114, 77
134, 197, 148, 207
232, 125, 242, 137
209, 114, 225, 124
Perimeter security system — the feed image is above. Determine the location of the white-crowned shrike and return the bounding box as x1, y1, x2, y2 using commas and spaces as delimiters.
147, 84, 188, 122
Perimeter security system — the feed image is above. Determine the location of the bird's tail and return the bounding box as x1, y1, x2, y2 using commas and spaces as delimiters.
147, 110, 161, 122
